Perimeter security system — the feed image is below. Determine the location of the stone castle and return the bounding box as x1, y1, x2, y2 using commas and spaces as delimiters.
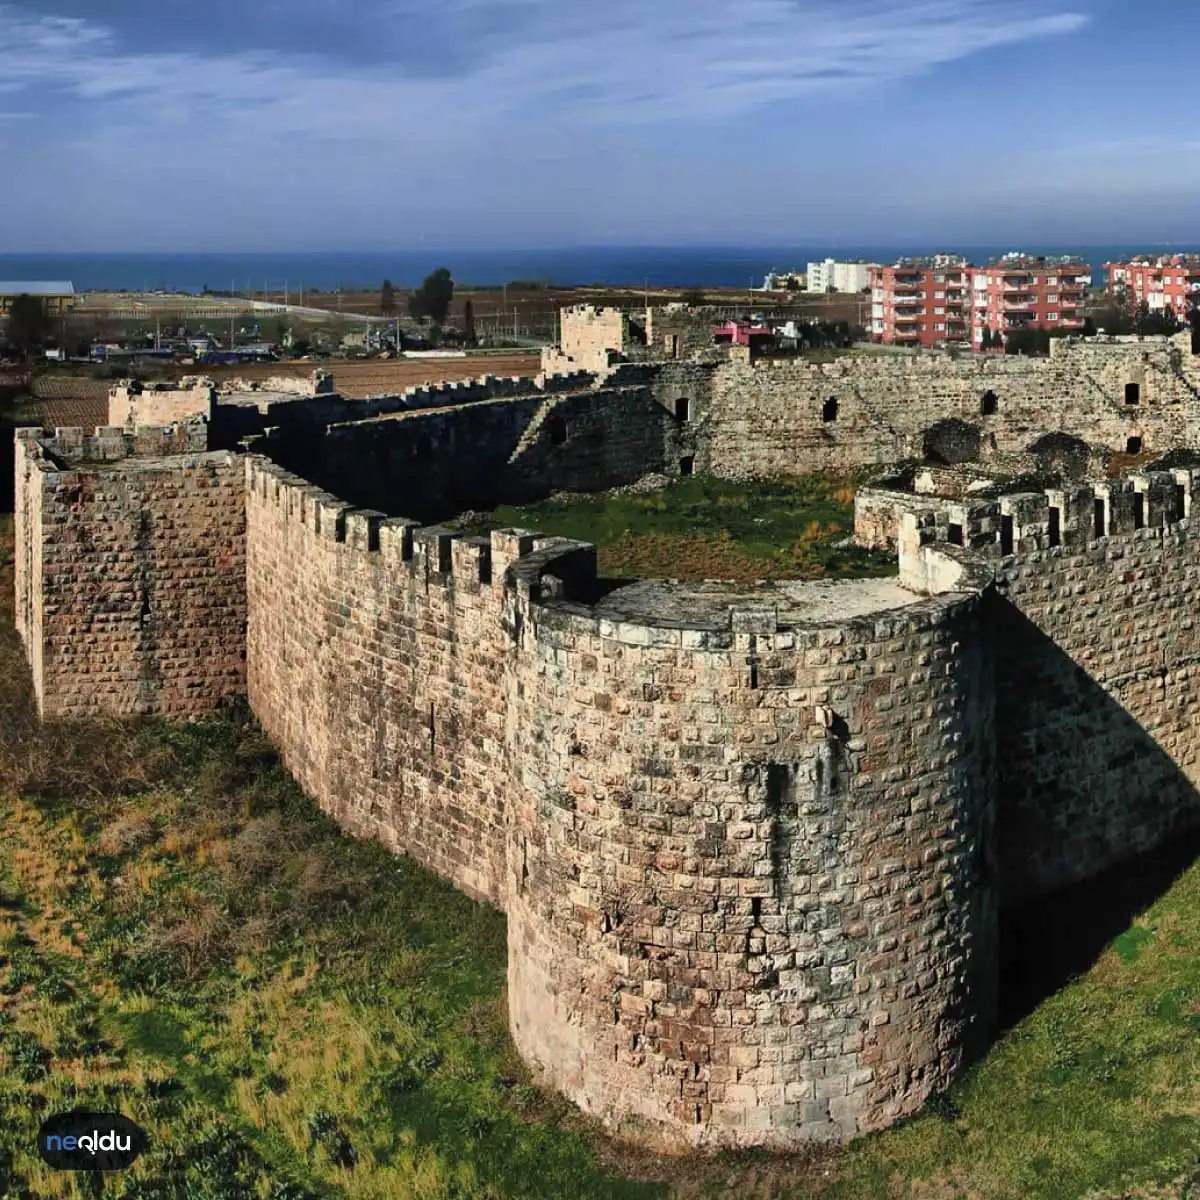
14, 311, 1200, 1151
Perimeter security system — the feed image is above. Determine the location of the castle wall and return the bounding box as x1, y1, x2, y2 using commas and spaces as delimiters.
892, 469, 1200, 906
15, 428, 245, 718
243, 458, 513, 905
554, 306, 632, 371
504, 581, 996, 1149
19, 334, 1200, 1152
262, 383, 690, 523
109, 380, 216, 427
991, 523, 1200, 904
703, 339, 1200, 477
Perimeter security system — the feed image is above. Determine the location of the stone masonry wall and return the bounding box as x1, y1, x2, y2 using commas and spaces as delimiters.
991, 525, 1200, 904
261, 382, 692, 523
551, 306, 633, 372
15, 427, 245, 718
109, 379, 216, 427
701, 337, 1200, 477
893, 466, 1200, 905
503, 570, 995, 1149
244, 457, 514, 905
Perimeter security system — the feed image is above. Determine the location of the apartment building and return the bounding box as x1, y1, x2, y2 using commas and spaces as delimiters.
1105, 255, 1200, 324
806, 259, 875, 294
869, 255, 1090, 348
970, 256, 1090, 349
0, 281, 75, 317
868, 256, 970, 347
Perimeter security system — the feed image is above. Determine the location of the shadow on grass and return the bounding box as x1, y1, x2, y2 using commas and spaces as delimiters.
998, 826, 1200, 1031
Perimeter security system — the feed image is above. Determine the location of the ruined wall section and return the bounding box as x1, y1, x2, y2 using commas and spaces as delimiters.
15, 427, 245, 719
243, 457, 514, 905
704, 339, 1198, 477
109, 379, 217, 427
545, 306, 633, 373
260, 381, 690, 523
503, 568, 996, 1150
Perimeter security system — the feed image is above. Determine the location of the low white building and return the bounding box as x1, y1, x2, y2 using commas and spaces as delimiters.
806, 259, 875, 294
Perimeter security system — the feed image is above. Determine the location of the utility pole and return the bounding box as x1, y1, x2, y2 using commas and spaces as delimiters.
284, 281, 289, 312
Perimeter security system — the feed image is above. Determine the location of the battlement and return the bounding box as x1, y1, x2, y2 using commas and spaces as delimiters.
18, 421, 210, 464
859, 464, 1200, 569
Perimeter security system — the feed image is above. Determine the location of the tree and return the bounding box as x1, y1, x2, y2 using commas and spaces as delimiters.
381, 279, 396, 316
408, 268, 455, 328
1133, 303, 1180, 337
463, 299, 476, 345
680, 288, 707, 306
1081, 316, 1097, 337
980, 328, 992, 350
1094, 300, 1133, 335
6, 294, 50, 359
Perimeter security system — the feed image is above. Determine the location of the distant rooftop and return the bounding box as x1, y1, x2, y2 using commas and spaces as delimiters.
0, 281, 75, 296
1104, 254, 1200, 268
984, 254, 1089, 269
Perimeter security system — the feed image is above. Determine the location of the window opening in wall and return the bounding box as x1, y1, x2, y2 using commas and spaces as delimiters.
1094, 498, 1107, 538
1125, 382, 1141, 406
1176, 484, 1188, 522
822, 397, 839, 422
1048, 505, 1061, 547
1000, 514, 1015, 556
679, 455, 695, 477
948, 523, 964, 546
1126, 436, 1142, 454
1133, 492, 1145, 529
980, 389, 998, 416
547, 415, 567, 445
675, 396, 691, 422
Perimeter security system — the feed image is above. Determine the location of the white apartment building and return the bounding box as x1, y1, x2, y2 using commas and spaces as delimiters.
806, 259, 875, 294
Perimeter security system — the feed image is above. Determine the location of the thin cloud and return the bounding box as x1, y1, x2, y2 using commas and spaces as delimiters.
0, 0, 1090, 136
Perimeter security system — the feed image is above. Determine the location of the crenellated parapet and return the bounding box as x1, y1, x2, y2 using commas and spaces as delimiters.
861, 464, 1200, 564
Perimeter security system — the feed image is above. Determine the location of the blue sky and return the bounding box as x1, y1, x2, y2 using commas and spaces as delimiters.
0, 0, 1197, 251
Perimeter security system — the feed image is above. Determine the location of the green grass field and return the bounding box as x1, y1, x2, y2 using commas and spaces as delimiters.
450, 474, 897, 583
2, 506, 1200, 1198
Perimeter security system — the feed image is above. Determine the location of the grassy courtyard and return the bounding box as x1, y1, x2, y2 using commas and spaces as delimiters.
2, 513, 1200, 1198
450, 474, 897, 583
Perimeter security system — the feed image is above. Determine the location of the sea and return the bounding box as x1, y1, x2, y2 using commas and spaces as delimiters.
0, 245, 1192, 294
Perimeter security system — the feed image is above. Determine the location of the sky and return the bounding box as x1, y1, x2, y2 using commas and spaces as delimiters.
0, 0, 1197, 251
